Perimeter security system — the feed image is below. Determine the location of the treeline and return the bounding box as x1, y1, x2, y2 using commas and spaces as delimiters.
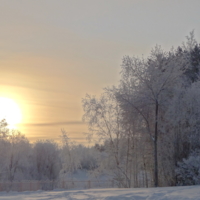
82, 31, 200, 187
0, 121, 99, 182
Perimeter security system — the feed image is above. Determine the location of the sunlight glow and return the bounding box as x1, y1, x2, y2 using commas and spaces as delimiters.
0, 97, 22, 129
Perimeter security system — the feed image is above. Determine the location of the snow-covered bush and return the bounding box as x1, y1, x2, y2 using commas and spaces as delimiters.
176, 151, 200, 186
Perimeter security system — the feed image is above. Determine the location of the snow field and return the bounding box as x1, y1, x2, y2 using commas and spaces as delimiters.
0, 186, 200, 200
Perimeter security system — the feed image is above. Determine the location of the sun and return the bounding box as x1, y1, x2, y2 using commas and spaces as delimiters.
0, 97, 22, 129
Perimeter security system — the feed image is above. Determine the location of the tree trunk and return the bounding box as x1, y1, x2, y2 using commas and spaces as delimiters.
154, 101, 158, 187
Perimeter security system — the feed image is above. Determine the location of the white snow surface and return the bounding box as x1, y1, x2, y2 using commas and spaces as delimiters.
0, 186, 200, 200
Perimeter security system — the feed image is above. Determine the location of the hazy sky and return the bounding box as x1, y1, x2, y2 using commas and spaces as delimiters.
1, 0, 200, 144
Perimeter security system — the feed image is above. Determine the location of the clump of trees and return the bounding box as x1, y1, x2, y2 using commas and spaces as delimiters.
0, 120, 100, 182
82, 31, 200, 187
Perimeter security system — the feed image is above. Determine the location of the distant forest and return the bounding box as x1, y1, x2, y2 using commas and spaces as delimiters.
1, 32, 200, 187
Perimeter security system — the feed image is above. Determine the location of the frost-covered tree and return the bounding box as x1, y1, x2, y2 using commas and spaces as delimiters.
0, 119, 9, 139
33, 140, 60, 180
115, 46, 183, 187
0, 120, 32, 181
59, 130, 81, 181
82, 91, 133, 187
5, 131, 32, 181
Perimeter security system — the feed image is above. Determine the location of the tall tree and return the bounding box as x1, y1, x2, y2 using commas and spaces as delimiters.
115, 46, 182, 187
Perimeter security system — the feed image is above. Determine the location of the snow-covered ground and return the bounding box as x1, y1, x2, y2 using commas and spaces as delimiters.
0, 186, 200, 200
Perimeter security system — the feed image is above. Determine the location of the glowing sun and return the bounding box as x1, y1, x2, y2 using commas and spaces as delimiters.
0, 97, 22, 128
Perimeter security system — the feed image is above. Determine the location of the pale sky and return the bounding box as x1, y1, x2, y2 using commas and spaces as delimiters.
1, 0, 200, 144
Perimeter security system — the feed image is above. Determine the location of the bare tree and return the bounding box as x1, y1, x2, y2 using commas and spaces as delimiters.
82, 91, 132, 187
